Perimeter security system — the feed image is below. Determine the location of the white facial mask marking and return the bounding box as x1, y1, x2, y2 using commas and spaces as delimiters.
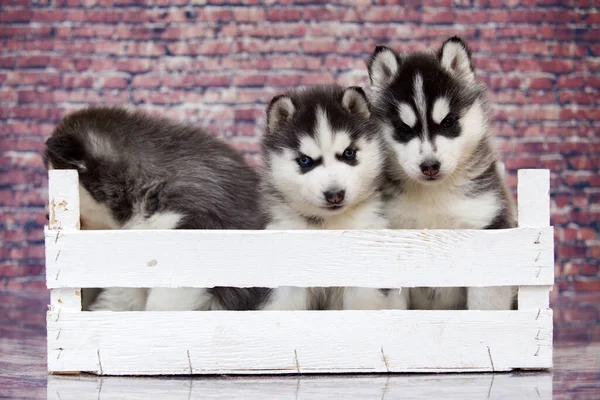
398, 103, 417, 128
432, 97, 451, 125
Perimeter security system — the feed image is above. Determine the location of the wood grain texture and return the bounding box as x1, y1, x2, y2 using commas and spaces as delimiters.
47, 372, 553, 399
47, 310, 553, 375
45, 227, 554, 288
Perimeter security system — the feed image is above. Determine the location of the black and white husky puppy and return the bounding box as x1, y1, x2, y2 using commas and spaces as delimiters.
367, 37, 516, 310
44, 107, 272, 311
260, 86, 408, 310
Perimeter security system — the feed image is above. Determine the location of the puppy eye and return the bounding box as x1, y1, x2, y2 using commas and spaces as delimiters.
296, 155, 314, 168
396, 122, 412, 134
440, 115, 456, 129
342, 148, 356, 160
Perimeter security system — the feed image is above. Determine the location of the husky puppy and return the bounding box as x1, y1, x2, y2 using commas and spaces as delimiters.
44, 107, 272, 311
367, 37, 516, 310
260, 86, 408, 310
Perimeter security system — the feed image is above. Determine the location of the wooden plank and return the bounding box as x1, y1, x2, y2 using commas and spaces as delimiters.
517, 169, 553, 310
47, 372, 553, 399
47, 170, 81, 311
47, 310, 553, 375
45, 227, 554, 288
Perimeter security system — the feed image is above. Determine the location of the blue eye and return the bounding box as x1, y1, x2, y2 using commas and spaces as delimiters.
343, 148, 356, 160
297, 155, 314, 168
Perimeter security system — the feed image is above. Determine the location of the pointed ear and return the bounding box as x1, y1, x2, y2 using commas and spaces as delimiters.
438, 36, 475, 81
341, 86, 370, 118
266, 94, 295, 133
367, 45, 400, 88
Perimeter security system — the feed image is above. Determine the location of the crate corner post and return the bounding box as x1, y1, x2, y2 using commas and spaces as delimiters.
516, 169, 553, 370
46, 169, 83, 375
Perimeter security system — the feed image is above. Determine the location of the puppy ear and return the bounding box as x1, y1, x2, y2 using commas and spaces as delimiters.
44, 134, 87, 171
266, 94, 295, 133
366, 45, 400, 88
438, 36, 475, 81
341, 86, 370, 118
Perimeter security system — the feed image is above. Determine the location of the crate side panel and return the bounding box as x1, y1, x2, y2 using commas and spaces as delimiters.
46, 227, 554, 288
47, 310, 552, 375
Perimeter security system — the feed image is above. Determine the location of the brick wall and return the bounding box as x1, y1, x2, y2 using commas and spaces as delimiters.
1, 1, 598, 297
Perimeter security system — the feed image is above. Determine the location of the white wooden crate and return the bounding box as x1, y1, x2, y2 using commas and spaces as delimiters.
46, 169, 554, 375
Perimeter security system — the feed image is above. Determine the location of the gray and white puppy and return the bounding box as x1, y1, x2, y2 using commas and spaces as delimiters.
367, 37, 517, 310
44, 107, 272, 311
260, 86, 408, 310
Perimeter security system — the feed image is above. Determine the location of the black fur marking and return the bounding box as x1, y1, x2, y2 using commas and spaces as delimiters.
262, 86, 381, 157
368, 48, 485, 145
297, 156, 323, 174
208, 287, 273, 311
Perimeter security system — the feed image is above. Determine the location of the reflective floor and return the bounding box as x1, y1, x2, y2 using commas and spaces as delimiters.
1, 289, 598, 399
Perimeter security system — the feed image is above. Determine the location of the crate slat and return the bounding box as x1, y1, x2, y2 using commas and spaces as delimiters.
47, 310, 552, 375
45, 227, 554, 288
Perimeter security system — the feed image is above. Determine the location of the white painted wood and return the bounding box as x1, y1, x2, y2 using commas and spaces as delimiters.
50, 289, 82, 311
47, 372, 553, 399
518, 169, 550, 227
519, 286, 552, 310
47, 169, 80, 230
47, 310, 552, 375
517, 169, 552, 310
44, 227, 554, 288
47, 170, 81, 312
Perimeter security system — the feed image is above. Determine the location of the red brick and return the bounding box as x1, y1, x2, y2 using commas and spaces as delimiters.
0, 9, 33, 22
267, 8, 302, 21
528, 77, 554, 90
131, 74, 162, 88
233, 8, 265, 22
232, 74, 268, 87
557, 75, 586, 88
573, 280, 600, 292
301, 39, 337, 54
101, 76, 129, 89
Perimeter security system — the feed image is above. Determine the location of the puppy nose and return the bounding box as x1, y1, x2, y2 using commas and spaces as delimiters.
420, 160, 441, 177
324, 189, 345, 204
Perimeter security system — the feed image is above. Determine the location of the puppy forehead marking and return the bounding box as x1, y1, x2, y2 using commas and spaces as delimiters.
413, 73, 428, 135
432, 97, 451, 124
332, 131, 352, 152
398, 103, 417, 128
299, 135, 321, 158
315, 107, 334, 149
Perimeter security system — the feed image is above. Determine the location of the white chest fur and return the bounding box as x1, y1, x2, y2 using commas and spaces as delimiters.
268, 198, 388, 230
386, 186, 500, 230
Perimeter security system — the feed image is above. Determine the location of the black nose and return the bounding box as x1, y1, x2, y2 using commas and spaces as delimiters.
324, 189, 345, 204
420, 160, 441, 177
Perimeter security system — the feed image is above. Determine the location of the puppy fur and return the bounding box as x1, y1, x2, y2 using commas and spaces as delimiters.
367, 37, 517, 310
44, 107, 272, 311
260, 86, 408, 310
